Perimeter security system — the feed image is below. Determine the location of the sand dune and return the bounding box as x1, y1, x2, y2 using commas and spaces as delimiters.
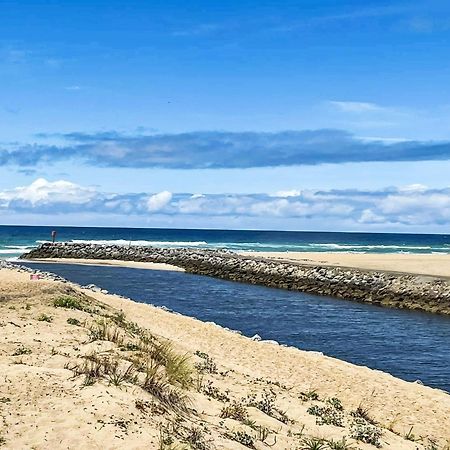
0, 266, 449, 449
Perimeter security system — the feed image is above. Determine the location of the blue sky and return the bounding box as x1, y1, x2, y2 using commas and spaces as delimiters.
1, 0, 450, 231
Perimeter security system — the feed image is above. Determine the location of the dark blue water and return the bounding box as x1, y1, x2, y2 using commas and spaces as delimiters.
23, 262, 450, 393
2, 225, 450, 259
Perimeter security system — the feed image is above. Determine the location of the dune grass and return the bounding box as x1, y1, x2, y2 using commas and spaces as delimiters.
65, 311, 194, 415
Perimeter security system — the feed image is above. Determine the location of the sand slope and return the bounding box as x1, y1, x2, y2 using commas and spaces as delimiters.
0, 267, 449, 449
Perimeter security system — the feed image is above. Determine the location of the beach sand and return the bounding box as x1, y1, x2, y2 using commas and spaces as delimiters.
25, 257, 185, 272
0, 266, 449, 449
24, 252, 450, 278
241, 251, 450, 278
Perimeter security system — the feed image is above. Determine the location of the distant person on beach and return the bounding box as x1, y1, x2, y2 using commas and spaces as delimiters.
51, 230, 57, 243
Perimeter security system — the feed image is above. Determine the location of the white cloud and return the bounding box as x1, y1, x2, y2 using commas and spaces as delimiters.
146, 191, 172, 212
0, 178, 97, 207
272, 189, 301, 197
397, 183, 428, 193
328, 101, 385, 113
3, 179, 450, 229
359, 209, 387, 224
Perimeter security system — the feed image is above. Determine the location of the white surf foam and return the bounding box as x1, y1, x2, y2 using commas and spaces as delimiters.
36, 239, 209, 247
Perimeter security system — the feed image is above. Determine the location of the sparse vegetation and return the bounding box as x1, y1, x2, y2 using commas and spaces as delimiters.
184, 426, 210, 450
299, 437, 327, 450
3, 272, 448, 450
307, 404, 344, 427
53, 296, 85, 310
37, 313, 53, 322
158, 421, 211, 450
141, 362, 191, 415
201, 380, 230, 402
135, 398, 165, 415
350, 402, 377, 425
245, 390, 291, 424
404, 426, 416, 441
194, 351, 218, 374
299, 389, 319, 401
220, 401, 249, 421
88, 318, 124, 344
327, 397, 344, 411
424, 438, 439, 450
108, 362, 137, 387
154, 342, 193, 389
327, 437, 359, 450
225, 430, 255, 448
120, 342, 140, 351
350, 418, 383, 448
254, 377, 287, 389
255, 425, 274, 444
67, 317, 81, 326
67, 315, 194, 415
12, 346, 32, 356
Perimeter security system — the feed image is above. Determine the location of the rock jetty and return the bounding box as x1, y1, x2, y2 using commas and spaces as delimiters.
22, 242, 450, 315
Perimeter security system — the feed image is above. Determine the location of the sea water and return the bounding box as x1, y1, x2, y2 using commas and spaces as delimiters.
2, 225, 450, 260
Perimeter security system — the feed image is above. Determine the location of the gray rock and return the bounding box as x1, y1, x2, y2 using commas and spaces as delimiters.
19, 242, 450, 315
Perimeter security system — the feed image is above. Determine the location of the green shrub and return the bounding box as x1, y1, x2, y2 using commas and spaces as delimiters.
201, 381, 230, 402
246, 390, 291, 424
307, 405, 344, 427
299, 389, 319, 401
12, 346, 32, 356
299, 437, 327, 450
350, 418, 382, 447
220, 401, 249, 421
226, 430, 255, 448
326, 397, 344, 411
194, 351, 218, 374
327, 437, 358, 450
37, 313, 53, 322
53, 296, 85, 310
67, 318, 81, 326
350, 403, 377, 425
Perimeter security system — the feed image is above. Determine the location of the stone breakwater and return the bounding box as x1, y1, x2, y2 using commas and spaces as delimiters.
22, 243, 450, 315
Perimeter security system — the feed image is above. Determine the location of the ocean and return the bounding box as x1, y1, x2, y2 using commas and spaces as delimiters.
1, 225, 450, 260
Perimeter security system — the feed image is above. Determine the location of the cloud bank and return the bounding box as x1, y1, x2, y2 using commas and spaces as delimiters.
2, 129, 450, 169
2, 178, 450, 228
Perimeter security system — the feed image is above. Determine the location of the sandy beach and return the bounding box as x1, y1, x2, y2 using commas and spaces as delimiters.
0, 265, 449, 449
26, 250, 450, 278
33, 249, 450, 280
241, 252, 450, 278
25, 257, 185, 272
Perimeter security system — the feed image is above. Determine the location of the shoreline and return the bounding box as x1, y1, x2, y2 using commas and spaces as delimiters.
23, 257, 185, 272
20, 251, 450, 278
0, 262, 449, 448
22, 243, 450, 315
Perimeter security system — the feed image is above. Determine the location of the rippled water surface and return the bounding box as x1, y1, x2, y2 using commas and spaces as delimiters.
22, 262, 450, 392
2, 225, 450, 259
